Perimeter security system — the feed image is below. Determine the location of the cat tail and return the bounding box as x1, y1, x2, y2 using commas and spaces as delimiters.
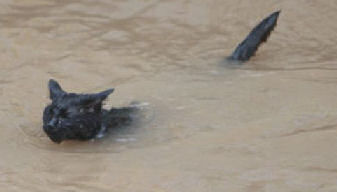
228, 10, 280, 62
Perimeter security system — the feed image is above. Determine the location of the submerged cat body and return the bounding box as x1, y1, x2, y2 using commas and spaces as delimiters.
43, 79, 134, 143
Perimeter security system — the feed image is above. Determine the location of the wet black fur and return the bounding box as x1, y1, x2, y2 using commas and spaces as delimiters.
228, 10, 280, 61
43, 79, 135, 143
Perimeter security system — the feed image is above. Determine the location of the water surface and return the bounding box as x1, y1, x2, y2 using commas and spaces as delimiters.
1, 0, 337, 191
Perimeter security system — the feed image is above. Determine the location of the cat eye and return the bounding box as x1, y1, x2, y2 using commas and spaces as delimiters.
59, 108, 68, 117
79, 107, 94, 113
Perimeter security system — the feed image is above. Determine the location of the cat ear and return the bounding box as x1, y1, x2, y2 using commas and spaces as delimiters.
79, 88, 114, 106
94, 88, 114, 101
48, 79, 66, 100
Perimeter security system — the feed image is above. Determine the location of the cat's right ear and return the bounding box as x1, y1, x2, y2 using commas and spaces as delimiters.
48, 79, 66, 100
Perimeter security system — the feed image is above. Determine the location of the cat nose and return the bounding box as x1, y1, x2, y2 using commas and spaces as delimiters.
48, 118, 58, 127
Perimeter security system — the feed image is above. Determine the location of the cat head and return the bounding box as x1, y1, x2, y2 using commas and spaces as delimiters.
43, 79, 114, 143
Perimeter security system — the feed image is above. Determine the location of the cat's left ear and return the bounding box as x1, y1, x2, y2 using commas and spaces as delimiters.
80, 88, 114, 106
48, 79, 66, 100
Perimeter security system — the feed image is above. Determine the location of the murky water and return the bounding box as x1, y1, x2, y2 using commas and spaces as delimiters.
1, 0, 337, 191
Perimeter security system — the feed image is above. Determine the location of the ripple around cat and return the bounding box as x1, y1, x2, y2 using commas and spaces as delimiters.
19, 102, 180, 154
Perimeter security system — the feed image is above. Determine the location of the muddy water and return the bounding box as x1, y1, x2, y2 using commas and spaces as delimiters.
1, 0, 337, 191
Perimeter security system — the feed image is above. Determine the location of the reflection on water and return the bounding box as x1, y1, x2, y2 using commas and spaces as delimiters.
1, 0, 337, 191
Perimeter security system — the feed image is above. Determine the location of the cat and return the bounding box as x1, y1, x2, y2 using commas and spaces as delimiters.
228, 10, 281, 62
43, 79, 136, 143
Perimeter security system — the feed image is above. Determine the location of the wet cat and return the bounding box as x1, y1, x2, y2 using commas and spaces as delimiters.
43, 79, 135, 143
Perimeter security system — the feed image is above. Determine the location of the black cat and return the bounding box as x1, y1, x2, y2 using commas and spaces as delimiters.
43, 79, 135, 143
228, 10, 281, 61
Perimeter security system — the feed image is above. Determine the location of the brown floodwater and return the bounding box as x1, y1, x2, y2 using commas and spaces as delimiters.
1, 0, 337, 191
